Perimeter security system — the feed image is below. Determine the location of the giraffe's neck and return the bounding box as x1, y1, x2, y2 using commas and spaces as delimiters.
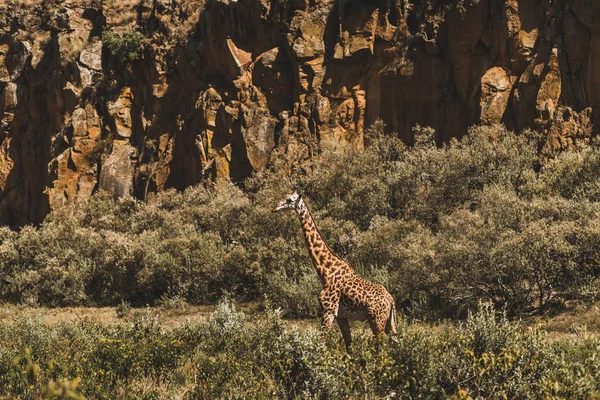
295, 198, 345, 282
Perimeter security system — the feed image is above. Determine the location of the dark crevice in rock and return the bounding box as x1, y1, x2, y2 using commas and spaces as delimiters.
0, 0, 598, 225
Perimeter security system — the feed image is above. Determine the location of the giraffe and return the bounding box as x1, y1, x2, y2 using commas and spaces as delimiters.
273, 189, 397, 350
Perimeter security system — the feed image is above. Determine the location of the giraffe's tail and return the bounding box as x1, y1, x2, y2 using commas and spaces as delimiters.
385, 303, 398, 336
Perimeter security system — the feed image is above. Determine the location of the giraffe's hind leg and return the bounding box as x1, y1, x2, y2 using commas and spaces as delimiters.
337, 318, 352, 351
368, 311, 388, 338
368, 318, 383, 337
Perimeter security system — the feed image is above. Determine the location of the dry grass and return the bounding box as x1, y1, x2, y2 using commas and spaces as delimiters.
103, 0, 140, 29
101, 0, 207, 30
4, 301, 600, 341
0, 302, 388, 335
4, 0, 101, 8
0, 302, 262, 329
534, 301, 600, 342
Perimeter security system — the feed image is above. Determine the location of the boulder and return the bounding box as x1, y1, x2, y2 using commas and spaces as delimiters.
480, 67, 516, 125
335, 0, 379, 58
544, 107, 593, 155
3, 82, 17, 110
0, 44, 10, 82
79, 41, 103, 71
99, 141, 137, 199
289, 11, 326, 60
240, 104, 276, 171
108, 87, 134, 139
47, 138, 98, 208
71, 104, 101, 139
252, 48, 294, 114
5, 41, 31, 81
536, 48, 561, 122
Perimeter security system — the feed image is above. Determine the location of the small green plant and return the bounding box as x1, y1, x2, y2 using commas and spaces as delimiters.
158, 294, 187, 310
115, 300, 131, 318
42, 378, 84, 400
102, 30, 144, 67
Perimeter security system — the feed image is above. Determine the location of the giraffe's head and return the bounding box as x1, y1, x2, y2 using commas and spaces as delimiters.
273, 188, 302, 212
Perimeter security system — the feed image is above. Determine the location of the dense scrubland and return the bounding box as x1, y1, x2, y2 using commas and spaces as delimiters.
3, 123, 600, 397
1, 123, 600, 318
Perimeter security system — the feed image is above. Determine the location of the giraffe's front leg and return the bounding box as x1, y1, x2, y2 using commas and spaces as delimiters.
319, 288, 341, 340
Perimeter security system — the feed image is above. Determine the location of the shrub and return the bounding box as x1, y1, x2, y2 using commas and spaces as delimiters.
1, 122, 600, 319
102, 30, 145, 67
536, 146, 600, 201
115, 300, 131, 318
2, 303, 600, 398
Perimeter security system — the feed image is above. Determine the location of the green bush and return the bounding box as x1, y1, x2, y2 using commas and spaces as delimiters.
102, 30, 145, 67
1, 122, 600, 319
115, 300, 131, 318
536, 147, 600, 201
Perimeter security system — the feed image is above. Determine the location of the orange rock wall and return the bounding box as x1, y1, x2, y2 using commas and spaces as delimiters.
0, 0, 597, 226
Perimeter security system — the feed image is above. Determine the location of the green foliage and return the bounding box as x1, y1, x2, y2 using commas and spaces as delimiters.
102, 29, 144, 67
2, 304, 600, 398
536, 147, 600, 201
115, 300, 131, 318
1, 122, 600, 319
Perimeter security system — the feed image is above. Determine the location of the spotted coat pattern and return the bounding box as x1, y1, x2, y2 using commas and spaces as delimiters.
275, 191, 397, 349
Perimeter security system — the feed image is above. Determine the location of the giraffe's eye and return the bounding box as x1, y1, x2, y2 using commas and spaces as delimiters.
286, 199, 292, 203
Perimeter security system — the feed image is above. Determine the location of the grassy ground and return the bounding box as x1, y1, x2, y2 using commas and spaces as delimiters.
0, 303, 254, 329
537, 301, 600, 340
3, 300, 600, 338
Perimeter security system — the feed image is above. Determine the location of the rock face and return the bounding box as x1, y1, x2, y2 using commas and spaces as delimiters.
0, 0, 598, 226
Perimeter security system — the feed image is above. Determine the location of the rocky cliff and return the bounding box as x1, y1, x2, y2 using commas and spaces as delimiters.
0, 0, 597, 226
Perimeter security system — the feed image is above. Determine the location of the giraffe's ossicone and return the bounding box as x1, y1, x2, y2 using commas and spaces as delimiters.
274, 189, 397, 350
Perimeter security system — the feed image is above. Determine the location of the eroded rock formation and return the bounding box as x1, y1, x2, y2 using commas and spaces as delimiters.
0, 0, 597, 226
